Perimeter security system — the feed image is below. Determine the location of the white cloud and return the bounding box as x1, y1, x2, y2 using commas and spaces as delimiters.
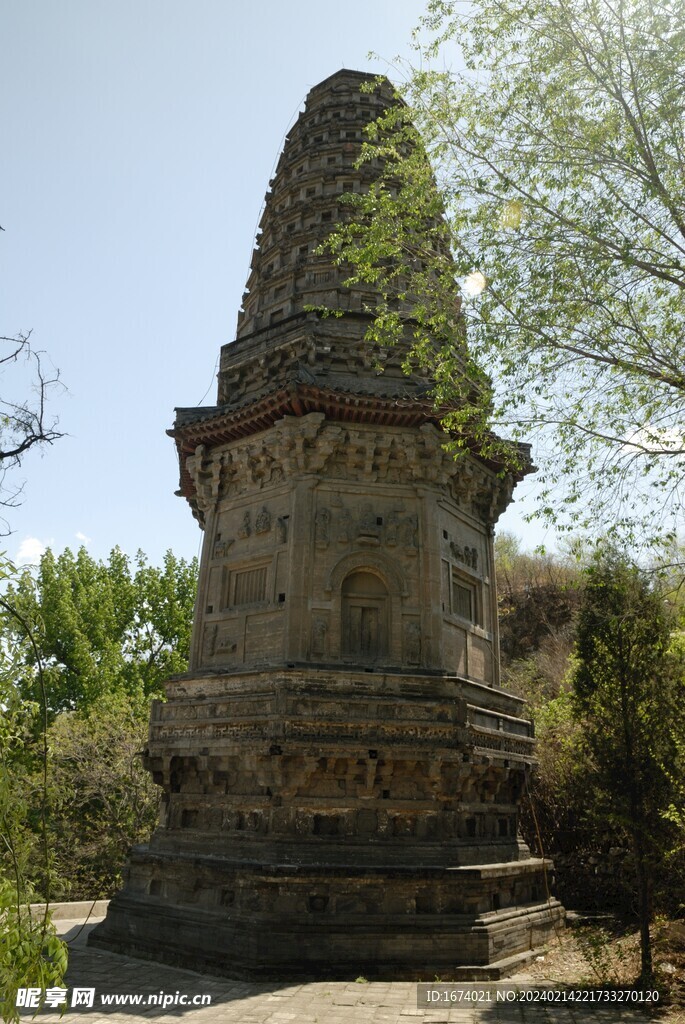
16, 536, 50, 566
75, 531, 92, 545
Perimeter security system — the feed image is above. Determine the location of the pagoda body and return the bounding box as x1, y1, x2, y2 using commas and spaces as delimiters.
91, 70, 563, 978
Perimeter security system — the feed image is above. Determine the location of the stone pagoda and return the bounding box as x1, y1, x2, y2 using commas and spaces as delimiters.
91, 69, 563, 978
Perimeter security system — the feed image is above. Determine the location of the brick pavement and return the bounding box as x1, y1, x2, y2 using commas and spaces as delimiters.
16, 917, 656, 1024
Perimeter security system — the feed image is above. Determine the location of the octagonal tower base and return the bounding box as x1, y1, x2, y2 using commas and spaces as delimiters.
90, 667, 563, 979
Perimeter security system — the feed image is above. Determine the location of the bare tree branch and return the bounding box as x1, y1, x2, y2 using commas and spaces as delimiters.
0, 332, 64, 529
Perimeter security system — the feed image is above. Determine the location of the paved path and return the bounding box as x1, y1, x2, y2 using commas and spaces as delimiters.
18, 917, 657, 1024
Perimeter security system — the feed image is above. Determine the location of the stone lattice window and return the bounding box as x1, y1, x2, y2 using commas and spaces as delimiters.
233, 566, 268, 606
451, 570, 480, 625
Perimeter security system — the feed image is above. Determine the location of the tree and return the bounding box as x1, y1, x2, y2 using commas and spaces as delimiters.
4, 546, 198, 717
495, 531, 582, 669
494, 537, 685, 923
0, 558, 68, 1023
0, 332, 63, 530
30, 697, 160, 900
0, 546, 198, 912
326, 0, 685, 540
493, 537, 596, 907
572, 550, 685, 987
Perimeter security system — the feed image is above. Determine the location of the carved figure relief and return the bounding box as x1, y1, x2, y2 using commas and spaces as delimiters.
311, 618, 327, 656
384, 441, 408, 484
450, 541, 479, 571
315, 507, 330, 546
325, 452, 349, 479
213, 537, 235, 560
247, 443, 277, 488
404, 621, 421, 665
202, 624, 218, 659
337, 508, 353, 544
217, 451, 237, 498
400, 515, 418, 550
255, 507, 272, 534
215, 627, 238, 655
202, 624, 238, 660
227, 450, 251, 497
325, 499, 420, 554
385, 513, 400, 546
238, 511, 252, 539
276, 516, 288, 544
358, 504, 380, 543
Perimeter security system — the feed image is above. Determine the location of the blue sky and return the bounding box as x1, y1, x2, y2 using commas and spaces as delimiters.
1, 0, 544, 569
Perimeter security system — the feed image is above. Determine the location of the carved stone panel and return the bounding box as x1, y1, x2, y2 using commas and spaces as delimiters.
311, 616, 328, 657
403, 619, 422, 665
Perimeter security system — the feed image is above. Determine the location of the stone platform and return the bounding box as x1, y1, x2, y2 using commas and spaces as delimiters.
90, 665, 563, 978
20, 907, 651, 1024
91, 859, 562, 980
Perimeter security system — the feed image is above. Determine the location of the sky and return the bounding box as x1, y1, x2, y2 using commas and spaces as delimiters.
1, 0, 546, 570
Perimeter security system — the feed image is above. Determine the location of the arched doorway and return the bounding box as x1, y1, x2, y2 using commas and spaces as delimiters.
341, 570, 389, 662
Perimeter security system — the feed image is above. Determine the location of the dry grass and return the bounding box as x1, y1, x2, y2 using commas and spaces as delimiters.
521, 917, 685, 1020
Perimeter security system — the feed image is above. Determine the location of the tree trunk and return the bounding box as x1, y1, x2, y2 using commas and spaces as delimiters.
634, 832, 653, 989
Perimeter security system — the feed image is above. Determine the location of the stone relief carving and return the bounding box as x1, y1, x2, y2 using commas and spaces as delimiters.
276, 516, 288, 544
188, 416, 517, 526
337, 508, 353, 544
450, 542, 479, 570
255, 507, 272, 534
311, 618, 327, 656
231, 448, 249, 491
202, 624, 217, 659
216, 627, 238, 655
247, 443, 278, 488
238, 511, 251, 539
399, 515, 418, 550
385, 512, 400, 546
213, 538, 234, 559
357, 504, 380, 544
314, 507, 330, 546
377, 439, 408, 484
404, 621, 421, 665
318, 501, 420, 553
202, 624, 239, 660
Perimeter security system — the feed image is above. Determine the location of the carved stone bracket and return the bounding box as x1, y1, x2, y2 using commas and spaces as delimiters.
185, 445, 220, 517
188, 414, 517, 526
